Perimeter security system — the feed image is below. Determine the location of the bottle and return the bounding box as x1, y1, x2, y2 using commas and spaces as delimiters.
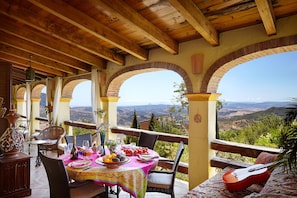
70, 144, 78, 160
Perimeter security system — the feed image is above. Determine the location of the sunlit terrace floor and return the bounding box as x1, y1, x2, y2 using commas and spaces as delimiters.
23, 142, 188, 198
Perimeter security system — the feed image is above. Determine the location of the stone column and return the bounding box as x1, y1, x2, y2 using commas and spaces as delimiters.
31, 98, 41, 135
185, 93, 220, 189
101, 97, 119, 139
59, 98, 71, 135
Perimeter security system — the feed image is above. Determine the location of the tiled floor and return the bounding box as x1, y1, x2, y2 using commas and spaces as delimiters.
23, 142, 188, 198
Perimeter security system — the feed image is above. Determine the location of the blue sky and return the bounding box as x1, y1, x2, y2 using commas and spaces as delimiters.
217, 51, 297, 102
70, 51, 297, 107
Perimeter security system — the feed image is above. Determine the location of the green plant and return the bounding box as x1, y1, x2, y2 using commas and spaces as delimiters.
278, 99, 297, 173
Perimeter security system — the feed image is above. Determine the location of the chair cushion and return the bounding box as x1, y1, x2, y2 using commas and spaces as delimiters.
147, 172, 173, 189
70, 182, 105, 198
255, 152, 277, 164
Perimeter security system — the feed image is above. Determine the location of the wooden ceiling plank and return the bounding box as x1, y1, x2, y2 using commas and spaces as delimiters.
0, 52, 65, 76
96, 0, 178, 55
205, 0, 247, 12
169, 0, 219, 46
28, 0, 148, 61
0, 31, 91, 72
0, 16, 106, 69
0, 0, 124, 66
0, 44, 77, 74
255, 0, 276, 35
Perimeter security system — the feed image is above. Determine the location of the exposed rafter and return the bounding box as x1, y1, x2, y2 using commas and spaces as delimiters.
255, 0, 276, 35
28, 0, 149, 61
0, 0, 295, 85
95, 0, 179, 55
168, 0, 219, 46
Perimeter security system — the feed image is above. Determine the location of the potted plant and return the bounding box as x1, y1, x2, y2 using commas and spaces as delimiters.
278, 99, 297, 173
95, 108, 106, 119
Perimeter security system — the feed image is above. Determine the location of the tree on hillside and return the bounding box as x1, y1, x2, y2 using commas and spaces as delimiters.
148, 113, 156, 131
131, 110, 139, 129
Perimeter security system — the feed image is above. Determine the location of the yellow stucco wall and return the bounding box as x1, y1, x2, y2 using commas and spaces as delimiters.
103, 15, 297, 189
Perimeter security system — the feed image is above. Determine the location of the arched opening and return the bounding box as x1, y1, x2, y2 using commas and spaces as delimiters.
201, 35, 297, 93
106, 62, 193, 97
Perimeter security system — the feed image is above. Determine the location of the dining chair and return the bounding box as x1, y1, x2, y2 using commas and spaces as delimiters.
65, 135, 74, 144
34, 126, 65, 156
146, 141, 185, 198
137, 132, 159, 149
75, 133, 92, 147
39, 152, 107, 198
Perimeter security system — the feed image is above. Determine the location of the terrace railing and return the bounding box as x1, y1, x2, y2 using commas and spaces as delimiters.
34, 118, 281, 177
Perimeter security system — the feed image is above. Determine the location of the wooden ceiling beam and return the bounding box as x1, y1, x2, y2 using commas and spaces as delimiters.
0, 44, 77, 75
0, 16, 106, 69
0, 31, 91, 72
255, 0, 276, 35
0, 52, 65, 76
28, 0, 149, 61
168, 0, 219, 46
0, 0, 124, 66
96, 0, 178, 55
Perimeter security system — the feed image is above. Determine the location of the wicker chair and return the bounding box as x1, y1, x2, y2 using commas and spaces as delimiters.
34, 126, 65, 156
146, 141, 185, 198
39, 152, 107, 198
137, 132, 159, 149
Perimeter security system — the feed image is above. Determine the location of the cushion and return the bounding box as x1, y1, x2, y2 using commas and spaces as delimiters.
254, 152, 277, 164
147, 172, 173, 189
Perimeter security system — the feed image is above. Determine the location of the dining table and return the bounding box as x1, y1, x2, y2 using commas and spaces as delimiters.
61, 146, 159, 198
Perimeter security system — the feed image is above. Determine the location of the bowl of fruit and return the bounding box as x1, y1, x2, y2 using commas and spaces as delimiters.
96, 153, 129, 169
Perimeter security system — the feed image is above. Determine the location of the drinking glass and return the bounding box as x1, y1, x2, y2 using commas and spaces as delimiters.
82, 140, 90, 149
66, 143, 73, 155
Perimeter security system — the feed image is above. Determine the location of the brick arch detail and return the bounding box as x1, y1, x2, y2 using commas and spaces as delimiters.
31, 83, 46, 99
15, 86, 26, 100
106, 62, 193, 97
62, 78, 89, 99
201, 35, 297, 93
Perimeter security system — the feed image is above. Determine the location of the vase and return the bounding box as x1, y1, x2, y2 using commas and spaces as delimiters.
0, 106, 24, 157
100, 133, 106, 156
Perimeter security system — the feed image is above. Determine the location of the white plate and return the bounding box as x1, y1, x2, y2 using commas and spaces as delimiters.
137, 154, 153, 162
68, 160, 91, 169
95, 157, 130, 166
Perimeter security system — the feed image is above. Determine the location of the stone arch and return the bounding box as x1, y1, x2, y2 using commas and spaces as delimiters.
31, 83, 46, 99
201, 35, 297, 93
15, 86, 26, 100
106, 62, 192, 97
62, 77, 90, 99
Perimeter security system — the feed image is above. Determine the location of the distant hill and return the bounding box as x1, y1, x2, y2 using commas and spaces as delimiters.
70, 105, 176, 127
218, 101, 293, 131
39, 93, 294, 130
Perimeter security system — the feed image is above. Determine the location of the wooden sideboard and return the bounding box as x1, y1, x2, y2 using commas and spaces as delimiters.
0, 152, 31, 197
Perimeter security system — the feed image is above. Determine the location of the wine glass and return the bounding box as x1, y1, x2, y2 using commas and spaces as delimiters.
66, 143, 73, 155
82, 140, 90, 149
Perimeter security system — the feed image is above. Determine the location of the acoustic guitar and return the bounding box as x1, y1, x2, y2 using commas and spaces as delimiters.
222, 160, 282, 192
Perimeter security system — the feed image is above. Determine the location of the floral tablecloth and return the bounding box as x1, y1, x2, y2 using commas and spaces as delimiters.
62, 150, 159, 198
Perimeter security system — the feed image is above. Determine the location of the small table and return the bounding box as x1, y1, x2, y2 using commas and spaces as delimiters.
28, 139, 56, 167
62, 149, 159, 198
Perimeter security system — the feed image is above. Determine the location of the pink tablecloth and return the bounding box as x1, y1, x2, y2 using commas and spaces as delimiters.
62, 149, 159, 198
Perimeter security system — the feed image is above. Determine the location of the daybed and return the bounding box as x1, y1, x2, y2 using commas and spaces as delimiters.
182, 152, 297, 198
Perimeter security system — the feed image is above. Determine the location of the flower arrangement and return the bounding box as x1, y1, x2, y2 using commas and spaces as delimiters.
44, 104, 53, 115
106, 139, 117, 153
97, 122, 108, 135
94, 108, 106, 118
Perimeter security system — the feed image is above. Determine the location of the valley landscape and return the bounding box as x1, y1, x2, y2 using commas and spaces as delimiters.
66, 101, 292, 131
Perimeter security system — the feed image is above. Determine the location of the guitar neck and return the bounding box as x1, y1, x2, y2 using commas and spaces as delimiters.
248, 159, 283, 172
